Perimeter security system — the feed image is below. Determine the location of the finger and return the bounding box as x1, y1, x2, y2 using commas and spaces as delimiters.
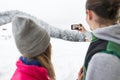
78, 68, 82, 75
78, 73, 83, 80
79, 73, 83, 80
80, 67, 83, 73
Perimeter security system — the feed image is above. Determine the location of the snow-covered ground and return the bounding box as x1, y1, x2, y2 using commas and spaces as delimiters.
0, 0, 90, 79
0, 23, 90, 80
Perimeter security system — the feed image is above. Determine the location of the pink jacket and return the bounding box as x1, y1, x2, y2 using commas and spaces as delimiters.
11, 59, 50, 80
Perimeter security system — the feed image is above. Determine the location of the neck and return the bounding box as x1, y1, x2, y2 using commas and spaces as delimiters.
92, 21, 115, 30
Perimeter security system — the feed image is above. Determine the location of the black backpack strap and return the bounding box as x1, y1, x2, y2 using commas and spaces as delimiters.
84, 39, 108, 69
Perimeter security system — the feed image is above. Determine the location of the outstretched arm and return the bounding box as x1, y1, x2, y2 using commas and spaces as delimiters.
0, 10, 89, 42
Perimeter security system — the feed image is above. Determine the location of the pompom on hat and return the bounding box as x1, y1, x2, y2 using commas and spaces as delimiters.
12, 15, 50, 58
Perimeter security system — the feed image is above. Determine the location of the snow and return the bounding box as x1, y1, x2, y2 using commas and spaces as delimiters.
0, 0, 91, 79
0, 23, 90, 80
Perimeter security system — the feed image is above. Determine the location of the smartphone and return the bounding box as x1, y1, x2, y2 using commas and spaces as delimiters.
71, 24, 82, 30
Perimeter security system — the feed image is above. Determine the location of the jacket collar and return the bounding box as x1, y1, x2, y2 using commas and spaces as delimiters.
20, 56, 41, 66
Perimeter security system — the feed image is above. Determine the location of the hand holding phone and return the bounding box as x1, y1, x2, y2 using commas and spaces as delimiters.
71, 24, 86, 33
71, 24, 82, 30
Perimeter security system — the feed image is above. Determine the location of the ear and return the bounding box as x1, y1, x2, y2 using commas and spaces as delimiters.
86, 9, 93, 20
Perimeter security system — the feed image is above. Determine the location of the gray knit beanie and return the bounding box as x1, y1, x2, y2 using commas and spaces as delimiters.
12, 15, 50, 58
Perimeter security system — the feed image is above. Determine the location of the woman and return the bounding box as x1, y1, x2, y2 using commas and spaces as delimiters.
78, 0, 120, 80
11, 15, 55, 80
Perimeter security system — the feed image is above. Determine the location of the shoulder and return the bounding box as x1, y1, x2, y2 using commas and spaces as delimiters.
90, 53, 120, 65
86, 53, 120, 80
88, 53, 120, 71
11, 59, 50, 80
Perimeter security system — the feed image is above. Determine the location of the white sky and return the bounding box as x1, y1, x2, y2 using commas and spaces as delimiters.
0, 0, 90, 30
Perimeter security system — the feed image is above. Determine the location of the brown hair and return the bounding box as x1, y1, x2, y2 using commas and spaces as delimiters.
34, 43, 56, 80
86, 0, 120, 24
